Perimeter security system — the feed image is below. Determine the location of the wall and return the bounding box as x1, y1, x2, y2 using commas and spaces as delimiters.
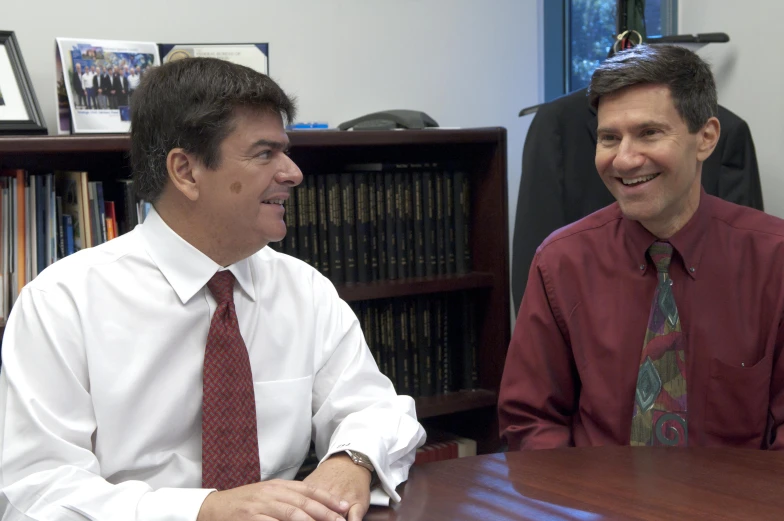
3, 0, 541, 269
679, 2, 783, 217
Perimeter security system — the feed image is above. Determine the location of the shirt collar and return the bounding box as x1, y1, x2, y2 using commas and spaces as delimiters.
139, 206, 256, 304
623, 187, 712, 279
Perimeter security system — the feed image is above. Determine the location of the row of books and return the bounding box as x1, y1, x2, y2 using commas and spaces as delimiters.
349, 293, 478, 398
294, 431, 477, 480
414, 432, 477, 465
270, 163, 472, 284
0, 170, 149, 324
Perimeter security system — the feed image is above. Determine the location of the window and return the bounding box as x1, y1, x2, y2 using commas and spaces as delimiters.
544, 0, 678, 101
568, 0, 617, 92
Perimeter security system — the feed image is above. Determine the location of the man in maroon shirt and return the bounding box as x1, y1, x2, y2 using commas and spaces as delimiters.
499, 44, 784, 450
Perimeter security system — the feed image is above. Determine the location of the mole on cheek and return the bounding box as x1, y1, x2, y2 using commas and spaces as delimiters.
230, 182, 242, 194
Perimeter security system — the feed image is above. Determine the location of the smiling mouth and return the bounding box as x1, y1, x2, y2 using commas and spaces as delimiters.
620, 173, 660, 186
261, 199, 285, 205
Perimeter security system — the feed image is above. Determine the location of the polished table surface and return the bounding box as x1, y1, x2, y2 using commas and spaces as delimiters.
365, 447, 784, 520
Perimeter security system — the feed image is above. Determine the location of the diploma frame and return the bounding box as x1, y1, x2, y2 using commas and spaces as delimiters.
158, 43, 269, 75
0, 30, 47, 135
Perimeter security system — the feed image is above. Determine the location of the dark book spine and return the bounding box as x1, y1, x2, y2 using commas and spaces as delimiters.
395, 299, 410, 395
394, 170, 408, 279
367, 172, 379, 282
412, 170, 425, 278
326, 174, 343, 284
454, 170, 467, 274
422, 170, 436, 277
384, 172, 397, 280
307, 176, 319, 271
462, 172, 472, 271
376, 173, 387, 281
316, 175, 330, 278
372, 304, 384, 375
408, 298, 420, 398
462, 294, 478, 390
63, 214, 74, 255
404, 171, 415, 277
442, 295, 451, 393
305, 175, 321, 271
296, 184, 311, 266
354, 173, 370, 284
55, 195, 65, 260
95, 181, 107, 245
434, 170, 446, 275
417, 298, 434, 396
365, 303, 381, 369
384, 301, 396, 388
37, 176, 48, 271
434, 297, 445, 394
340, 173, 357, 284
120, 180, 137, 234
444, 172, 456, 275
283, 189, 298, 257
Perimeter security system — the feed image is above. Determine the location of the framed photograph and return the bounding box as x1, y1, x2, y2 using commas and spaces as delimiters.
159, 43, 268, 74
0, 31, 47, 135
56, 37, 160, 134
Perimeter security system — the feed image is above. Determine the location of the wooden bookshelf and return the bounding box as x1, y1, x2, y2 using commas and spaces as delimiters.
338, 272, 494, 302
415, 389, 498, 419
0, 127, 511, 452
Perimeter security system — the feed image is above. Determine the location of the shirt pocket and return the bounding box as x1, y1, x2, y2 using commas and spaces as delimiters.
253, 375, 313, 477
704, 354, 771, 443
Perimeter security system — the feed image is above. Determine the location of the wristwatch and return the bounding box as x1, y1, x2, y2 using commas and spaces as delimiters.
345, 450, 379, 486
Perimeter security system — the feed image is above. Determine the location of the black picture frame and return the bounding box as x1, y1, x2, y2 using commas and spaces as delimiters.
0, 31, 47, 135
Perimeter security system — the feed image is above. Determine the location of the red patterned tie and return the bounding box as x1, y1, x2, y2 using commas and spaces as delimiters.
202, 270, 261, 490
630, 242, 688, 446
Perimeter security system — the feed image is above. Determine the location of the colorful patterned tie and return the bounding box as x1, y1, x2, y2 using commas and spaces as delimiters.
630, 241, 688, 446
202, 271, 261, 489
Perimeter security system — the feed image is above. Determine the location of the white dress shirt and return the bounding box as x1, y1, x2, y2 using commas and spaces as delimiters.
81, 71, 94, 91
0, 207, 425, 520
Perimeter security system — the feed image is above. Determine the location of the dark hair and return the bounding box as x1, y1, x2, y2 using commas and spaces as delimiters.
130, 57, 297, 201
588, 44, 717, 133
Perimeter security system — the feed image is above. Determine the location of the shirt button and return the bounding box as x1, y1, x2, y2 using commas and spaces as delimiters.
639, 264, 645, 270
689, 267, 696, 273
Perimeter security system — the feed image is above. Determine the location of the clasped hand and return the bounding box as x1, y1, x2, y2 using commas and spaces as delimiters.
197, 453, 372, 521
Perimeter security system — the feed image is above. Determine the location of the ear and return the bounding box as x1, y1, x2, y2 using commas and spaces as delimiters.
696, 117, 720, 162
166, 148, 201, 202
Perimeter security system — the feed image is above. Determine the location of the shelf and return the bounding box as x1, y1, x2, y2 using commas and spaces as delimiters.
335, 272, 494, 302
0, 128, 505, 154
415, 389, 498, 419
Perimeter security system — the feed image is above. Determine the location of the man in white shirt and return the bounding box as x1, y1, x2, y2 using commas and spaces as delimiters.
81, 65, 96, 109
128, 67, 140, 98
0, 57, 425, 521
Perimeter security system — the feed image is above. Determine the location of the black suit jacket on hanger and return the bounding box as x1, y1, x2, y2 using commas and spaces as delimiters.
511, 87, 763, 314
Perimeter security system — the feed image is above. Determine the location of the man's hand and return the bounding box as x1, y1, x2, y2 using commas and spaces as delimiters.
303, 453, 372, 521
196, 479, 350, 521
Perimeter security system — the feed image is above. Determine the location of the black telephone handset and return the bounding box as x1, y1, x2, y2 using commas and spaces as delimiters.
338, 110, 439, 131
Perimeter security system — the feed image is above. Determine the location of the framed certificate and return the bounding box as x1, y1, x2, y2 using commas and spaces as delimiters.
0, 31, 46, 135
159, 43, 269, 74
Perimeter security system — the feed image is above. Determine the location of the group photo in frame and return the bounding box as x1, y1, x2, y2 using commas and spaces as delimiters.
56, 37, 160, 134
0, 30, 47, 135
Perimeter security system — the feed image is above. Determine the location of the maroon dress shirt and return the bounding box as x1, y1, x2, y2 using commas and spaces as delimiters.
499, 189, 784, 450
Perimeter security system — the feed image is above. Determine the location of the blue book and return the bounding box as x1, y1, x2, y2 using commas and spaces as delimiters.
95, 182, 107, 244
63, 214, 74, 256
36, 175, 47, 275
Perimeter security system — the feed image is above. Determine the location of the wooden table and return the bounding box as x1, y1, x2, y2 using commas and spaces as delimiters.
365, 447, 784, 520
